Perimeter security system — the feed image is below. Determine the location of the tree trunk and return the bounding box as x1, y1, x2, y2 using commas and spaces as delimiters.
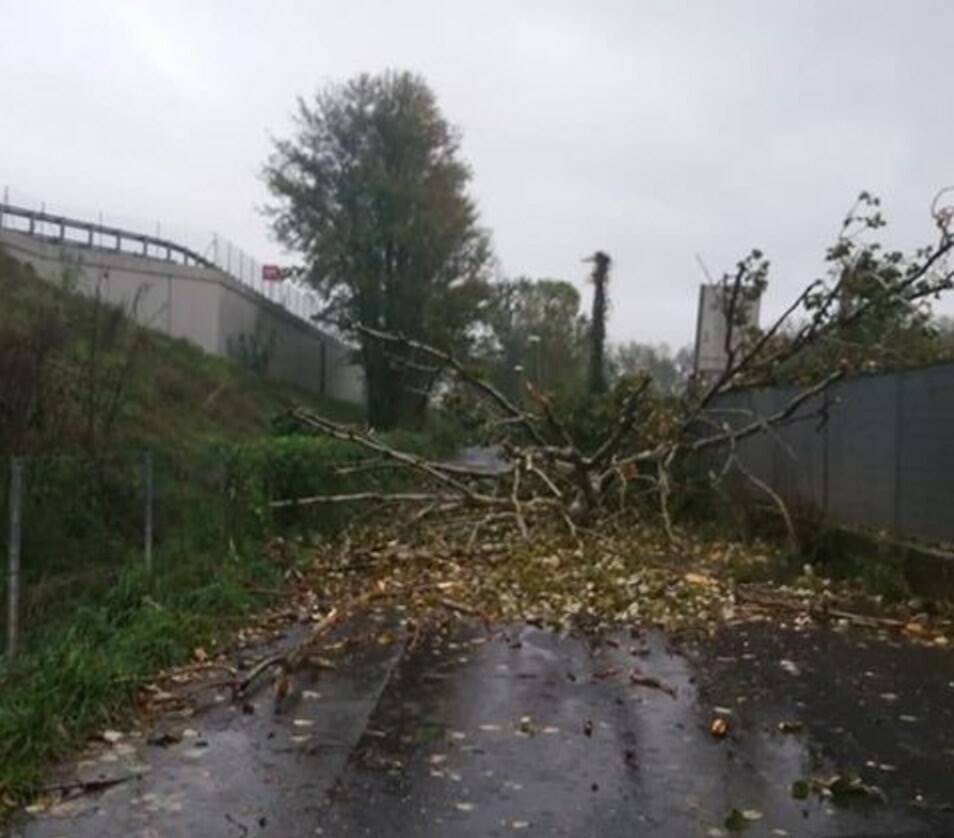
364, 343, 399, 430
363, 341, 429, 430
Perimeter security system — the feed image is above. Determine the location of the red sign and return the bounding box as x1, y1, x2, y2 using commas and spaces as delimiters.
262, 264, 282, 281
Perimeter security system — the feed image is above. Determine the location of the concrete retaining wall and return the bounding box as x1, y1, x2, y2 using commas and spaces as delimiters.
0, 228, 365, 404
708, 363, 954, 544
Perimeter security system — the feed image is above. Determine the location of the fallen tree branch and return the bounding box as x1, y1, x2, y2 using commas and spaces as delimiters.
277, 191, 954, 539
630, 672, 677, 698
271, 492, 467, 509
357, 325, 551, 448
735, 587, 909, 629
39, 775, 135, 797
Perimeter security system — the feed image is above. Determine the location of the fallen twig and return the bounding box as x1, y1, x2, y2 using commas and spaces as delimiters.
630, 671, 677, 698
39, 775, 135, 797
735, 587, 909, 629
234, 585, 398, 702
154, 661, 238, 681
436, 596, 480, 616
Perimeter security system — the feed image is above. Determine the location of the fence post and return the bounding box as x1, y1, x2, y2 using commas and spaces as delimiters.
821, 389, 830, 519
143, 450, 154, 574
6, 458, 24, 660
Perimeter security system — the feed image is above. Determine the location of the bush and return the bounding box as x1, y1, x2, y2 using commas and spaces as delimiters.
219, 431, 438, 544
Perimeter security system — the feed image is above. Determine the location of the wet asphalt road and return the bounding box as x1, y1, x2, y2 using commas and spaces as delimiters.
13, 617, 954, 837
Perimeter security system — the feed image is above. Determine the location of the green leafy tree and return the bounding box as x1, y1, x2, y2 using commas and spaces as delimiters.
773, 193, 951, 383
264, 71, 492, 428
934, 315, 954, 354
477, 278, 588, 401
610, 341, 693, 395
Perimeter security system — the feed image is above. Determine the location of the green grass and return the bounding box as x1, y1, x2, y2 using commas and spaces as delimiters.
0, 246, 363, 457
0, 547, 282, 795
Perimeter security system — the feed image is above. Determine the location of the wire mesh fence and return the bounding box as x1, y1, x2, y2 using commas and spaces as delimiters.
0, 432, 405, 667
0, 448, 231, 664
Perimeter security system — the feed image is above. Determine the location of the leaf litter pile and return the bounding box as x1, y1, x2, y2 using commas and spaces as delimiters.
24, 522, 954, 828
246, 521, 952, 832
284, 521, 953, 644
125, 519, 951, 722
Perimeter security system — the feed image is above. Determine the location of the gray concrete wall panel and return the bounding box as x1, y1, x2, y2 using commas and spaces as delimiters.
1, 229, 365, 405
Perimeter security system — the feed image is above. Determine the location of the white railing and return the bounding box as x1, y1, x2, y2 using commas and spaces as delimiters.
0, 185, 326, 329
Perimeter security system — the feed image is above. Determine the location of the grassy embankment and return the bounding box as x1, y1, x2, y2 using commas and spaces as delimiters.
0, 249, 442, 803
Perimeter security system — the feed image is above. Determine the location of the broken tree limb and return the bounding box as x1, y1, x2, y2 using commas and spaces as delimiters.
356, 325, 551, 448
234, 583, 410, 703
686, 371, 844, 457
271, 492, 467, 509
278, 192, 954, 537
734, 587, 909, 629
39, 775, 135, 797
291, 409, 481, 497
734, 458, 798, 553
235, 605, 345, 698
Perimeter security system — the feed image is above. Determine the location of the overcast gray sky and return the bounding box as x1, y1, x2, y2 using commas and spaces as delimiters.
4, 0, 954, 347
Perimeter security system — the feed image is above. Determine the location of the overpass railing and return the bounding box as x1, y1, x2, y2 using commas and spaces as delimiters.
0, 192, 328, 329
0, 201, 214, 269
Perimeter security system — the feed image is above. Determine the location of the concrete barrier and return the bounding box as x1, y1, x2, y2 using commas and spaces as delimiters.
708, 363, 954, 544
0, 228, 365, 405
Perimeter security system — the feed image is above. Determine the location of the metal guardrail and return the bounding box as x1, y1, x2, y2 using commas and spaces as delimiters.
0, 196, 338, 330
0, 201, 214, 268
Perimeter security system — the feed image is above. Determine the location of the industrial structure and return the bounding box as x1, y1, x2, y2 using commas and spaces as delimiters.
692, 282, 762, 380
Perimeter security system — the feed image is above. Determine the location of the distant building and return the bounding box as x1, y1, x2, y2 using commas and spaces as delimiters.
692, 284, 761, 379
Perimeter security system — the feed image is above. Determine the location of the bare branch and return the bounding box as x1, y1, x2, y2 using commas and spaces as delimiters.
587, 377, 651, 468
357, 325, 550, 447
686, 371, 842, 456
292, 408, 481, 497
271, 492, 469, 509
732, 456, 798, 553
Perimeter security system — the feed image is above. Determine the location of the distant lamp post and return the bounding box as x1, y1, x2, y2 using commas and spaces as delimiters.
527, 334, 542, 388
513, 364, 525, 401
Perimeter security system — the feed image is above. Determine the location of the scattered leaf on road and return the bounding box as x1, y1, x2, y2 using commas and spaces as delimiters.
779, 659, 800, 676
709, 717, 729, 738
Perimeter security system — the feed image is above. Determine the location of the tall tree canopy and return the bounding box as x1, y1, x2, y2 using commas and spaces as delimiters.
477, 278, 588, 401
264, 70, 492, 428
610, 342, 693, 395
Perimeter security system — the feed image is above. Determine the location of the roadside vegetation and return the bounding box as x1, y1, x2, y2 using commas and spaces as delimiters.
0, 250, 454, 804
